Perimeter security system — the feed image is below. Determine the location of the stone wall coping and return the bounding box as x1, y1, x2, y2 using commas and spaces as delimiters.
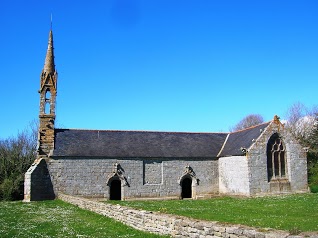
58, 194, 318, 238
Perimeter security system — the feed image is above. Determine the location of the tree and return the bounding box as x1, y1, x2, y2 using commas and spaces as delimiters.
0, 121, 37, 200
307, 115, 318, 150
285, 102, 318, 192
304, 114, 318, 192
285, 102, 317, 140
230, 114, 264, 132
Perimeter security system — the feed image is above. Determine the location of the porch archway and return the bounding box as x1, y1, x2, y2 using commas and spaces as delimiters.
181, 176, 192, 199
109, 178, 121, 200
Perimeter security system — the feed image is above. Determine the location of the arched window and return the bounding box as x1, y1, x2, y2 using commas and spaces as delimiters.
44, 89, 51, 114
267, 133, 286, 181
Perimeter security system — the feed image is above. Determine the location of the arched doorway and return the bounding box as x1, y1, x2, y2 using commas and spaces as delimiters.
181, 177, 192, 199
110, 179, 121, 200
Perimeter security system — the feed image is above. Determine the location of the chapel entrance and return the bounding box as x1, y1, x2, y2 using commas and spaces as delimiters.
181, 177, 192, 199
109, 179, 121, 200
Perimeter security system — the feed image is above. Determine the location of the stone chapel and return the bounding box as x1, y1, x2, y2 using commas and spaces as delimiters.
24, 30, 308, 201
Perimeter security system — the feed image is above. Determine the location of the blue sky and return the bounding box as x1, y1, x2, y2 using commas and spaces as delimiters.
0, 0, 317, 139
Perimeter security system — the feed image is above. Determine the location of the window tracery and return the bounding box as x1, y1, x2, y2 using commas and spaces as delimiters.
267, 133, 287, 181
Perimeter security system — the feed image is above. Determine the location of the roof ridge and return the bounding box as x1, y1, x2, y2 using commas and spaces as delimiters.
55, 128, 229, 135
230, 121, 271, 134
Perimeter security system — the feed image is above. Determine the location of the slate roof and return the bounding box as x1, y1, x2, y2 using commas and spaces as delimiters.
53, 122, 271, 158
218, 122, 271, 157
53, 129, 228, 158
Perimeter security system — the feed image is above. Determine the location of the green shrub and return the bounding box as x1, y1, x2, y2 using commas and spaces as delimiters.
307, 151, 318, 193
0, 123, 36, 201
310, 184, 318, 193
0, 178, 14, 200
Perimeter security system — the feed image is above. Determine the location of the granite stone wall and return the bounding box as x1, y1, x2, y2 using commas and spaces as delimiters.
24, 158, 55, 201
248, 121, 308, 195
58, 194, 317, 238
48, 158, 219, 199
219, 156, 250, 196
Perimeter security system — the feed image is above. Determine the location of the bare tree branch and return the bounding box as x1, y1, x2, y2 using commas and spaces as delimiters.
230, 114, 264, 132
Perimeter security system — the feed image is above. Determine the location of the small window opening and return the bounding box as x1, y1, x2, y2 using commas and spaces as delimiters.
44, 89, 51, 114
44, 102, 51, 114
45, 90, 51, 100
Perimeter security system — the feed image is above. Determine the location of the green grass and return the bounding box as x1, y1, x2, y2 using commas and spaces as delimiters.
0, 200, 169, 238
108, 193, 318, 232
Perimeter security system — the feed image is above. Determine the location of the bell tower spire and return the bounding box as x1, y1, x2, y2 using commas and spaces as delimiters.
43, 30, 55, 75
38, 29, 58, 158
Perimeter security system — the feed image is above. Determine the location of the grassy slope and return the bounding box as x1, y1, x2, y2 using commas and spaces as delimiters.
0, 200, 169, 238
110, 194, 318, 232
